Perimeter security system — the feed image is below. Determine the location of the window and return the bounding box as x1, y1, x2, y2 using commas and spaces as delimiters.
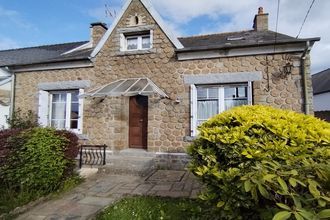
191, 83, 251, 136
38, 89, 83, 133
50, 90, 80, 131
121, 31, 152, 51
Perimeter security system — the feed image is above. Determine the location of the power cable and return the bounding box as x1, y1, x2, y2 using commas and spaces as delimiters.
274, 0, 281, 52
296, 0, 316, 38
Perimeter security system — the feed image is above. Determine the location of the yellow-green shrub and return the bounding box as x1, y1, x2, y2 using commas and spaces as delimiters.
188, 105, 330, 220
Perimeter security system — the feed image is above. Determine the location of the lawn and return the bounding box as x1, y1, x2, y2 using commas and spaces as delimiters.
0, 186, 42, 215
97, 196, 217, 220
0, 176, 82, 218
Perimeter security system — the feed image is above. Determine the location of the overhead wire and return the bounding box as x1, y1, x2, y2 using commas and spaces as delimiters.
273, 0, 281, 54
296, 0, 316, 38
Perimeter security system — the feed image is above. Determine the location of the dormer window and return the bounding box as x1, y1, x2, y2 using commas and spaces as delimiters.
121, 30, 153, 51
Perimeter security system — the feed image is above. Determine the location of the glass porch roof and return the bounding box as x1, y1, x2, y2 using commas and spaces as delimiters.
80, 78, 168, 98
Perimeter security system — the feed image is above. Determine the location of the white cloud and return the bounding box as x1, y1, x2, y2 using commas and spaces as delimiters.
151, 0, 329, 73
153, 0, 259, 25
0, 6, 34, 30
0, 36, 20, 50
87, 5, 122, 25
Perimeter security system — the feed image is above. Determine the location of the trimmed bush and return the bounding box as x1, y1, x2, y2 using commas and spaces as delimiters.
6, 108, 39, 129
188, 105, 330, 220
56, 130, 80, 178
0, 129, 22, 165
2, 128, 68, 193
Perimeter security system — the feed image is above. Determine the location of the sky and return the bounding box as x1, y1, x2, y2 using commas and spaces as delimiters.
0, 0, 329, 73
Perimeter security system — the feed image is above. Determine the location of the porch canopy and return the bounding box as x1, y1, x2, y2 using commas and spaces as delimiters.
80, 77, 168, 98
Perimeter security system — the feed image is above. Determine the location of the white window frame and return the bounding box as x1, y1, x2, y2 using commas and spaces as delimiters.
120, 30, 153, 51
38, 89, 84, 134
190, 82, 252, 136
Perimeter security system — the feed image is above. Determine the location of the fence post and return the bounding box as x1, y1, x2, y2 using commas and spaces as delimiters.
79, 146, 83, 168
103, 145, 106, 165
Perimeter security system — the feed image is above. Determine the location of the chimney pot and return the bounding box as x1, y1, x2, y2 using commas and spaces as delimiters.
253, 7, 269, 31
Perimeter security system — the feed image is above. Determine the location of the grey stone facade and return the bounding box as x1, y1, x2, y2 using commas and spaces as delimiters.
13, 0, 315, 153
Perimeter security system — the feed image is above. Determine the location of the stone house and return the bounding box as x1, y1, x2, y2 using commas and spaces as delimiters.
0, 0, 319, 164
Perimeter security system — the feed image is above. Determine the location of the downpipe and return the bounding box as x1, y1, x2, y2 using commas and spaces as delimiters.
301, 41, 312, 115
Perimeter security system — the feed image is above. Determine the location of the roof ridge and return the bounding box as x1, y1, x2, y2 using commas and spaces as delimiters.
0, 41, 89, 53
179, 30, 255, 39
313, 68, 330, 76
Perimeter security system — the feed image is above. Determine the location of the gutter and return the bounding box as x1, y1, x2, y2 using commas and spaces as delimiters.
301, 41, 312, 114
175, 37, 320, 53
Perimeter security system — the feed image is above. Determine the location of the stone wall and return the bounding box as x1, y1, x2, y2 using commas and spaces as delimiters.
14, 0, 311, 153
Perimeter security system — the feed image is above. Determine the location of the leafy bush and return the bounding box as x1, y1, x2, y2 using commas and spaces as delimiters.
6, 108, 39, 129
2, 128, 68, 193
56, 130, 80, 178
188, 105, 330, 220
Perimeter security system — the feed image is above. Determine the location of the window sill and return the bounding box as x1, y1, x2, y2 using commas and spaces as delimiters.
116, 48, 156, 56
184, 136, 197, 142
77, 133, 89, 140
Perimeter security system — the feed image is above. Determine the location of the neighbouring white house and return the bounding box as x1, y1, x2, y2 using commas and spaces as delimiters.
312, 68, 330, 122
0, 68, 12, 129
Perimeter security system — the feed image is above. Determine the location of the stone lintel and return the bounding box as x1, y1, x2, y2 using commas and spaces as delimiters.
117, 25, 155, 33
184, 72, 262, 84
38, 80, 91, 91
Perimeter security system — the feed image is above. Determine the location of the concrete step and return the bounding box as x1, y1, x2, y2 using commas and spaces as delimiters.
99, 155, 156, 177
115, 149, 156, 157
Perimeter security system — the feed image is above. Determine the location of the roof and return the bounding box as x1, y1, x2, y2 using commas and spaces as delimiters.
0, 41, 90, 67
0, 77, 12, 86
178, 30, 319, 52
91, 0, 184, 57
81, 78, 168, 98
312, 68, 330, 95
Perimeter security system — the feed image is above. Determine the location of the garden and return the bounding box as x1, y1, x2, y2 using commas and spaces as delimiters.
1, 105, 329, 220
97, 105, 330, 220
0, 110, 81, 218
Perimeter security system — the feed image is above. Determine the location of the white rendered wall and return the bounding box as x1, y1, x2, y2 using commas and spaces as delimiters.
314, 92, 330, 111
0, 105, 9, 129
0, 79, 11, 129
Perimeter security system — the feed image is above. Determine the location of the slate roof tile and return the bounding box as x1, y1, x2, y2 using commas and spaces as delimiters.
0, 41, 89, 67
312, 68, 330, 95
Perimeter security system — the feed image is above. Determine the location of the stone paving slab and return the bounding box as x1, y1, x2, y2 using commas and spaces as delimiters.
15, 170, 202, 220
78, 197, 115, 206
146, 170, 186, 182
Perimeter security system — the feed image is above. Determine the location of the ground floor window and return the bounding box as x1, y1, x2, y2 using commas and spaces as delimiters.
191, 83, 252, 136
50, 90, 79, 130
38, 89, 83, 133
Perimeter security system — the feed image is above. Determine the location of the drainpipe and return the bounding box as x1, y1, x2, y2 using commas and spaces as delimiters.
9, 68, 15, 118
301, 41, 312, 114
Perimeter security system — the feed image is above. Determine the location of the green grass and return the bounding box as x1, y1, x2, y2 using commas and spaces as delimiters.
97, 196, 217, 220
0, 186, 42, 215
0, 175, 82, 218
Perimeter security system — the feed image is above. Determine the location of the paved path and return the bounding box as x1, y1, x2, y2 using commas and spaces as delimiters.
16, 170, 202, 220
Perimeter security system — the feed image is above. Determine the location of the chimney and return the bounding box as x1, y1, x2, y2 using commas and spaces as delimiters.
90, 22, 108, 46
253, 7, 269, 31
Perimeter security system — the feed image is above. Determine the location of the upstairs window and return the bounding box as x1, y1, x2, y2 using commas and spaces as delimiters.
121, 31, 152, 51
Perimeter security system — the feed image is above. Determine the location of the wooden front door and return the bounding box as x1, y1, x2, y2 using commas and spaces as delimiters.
129, 95, 148, 149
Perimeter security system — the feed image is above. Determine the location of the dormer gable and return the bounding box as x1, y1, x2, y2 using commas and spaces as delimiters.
91, 0, 183, 57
